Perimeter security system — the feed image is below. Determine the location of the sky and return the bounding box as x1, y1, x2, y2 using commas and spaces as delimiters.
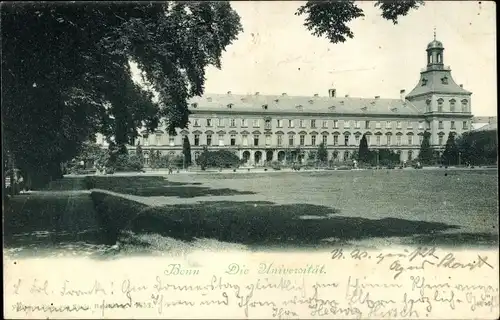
130, 1, 497, 116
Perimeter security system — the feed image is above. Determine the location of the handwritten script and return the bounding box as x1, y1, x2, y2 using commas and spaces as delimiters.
5, 247, 499, 319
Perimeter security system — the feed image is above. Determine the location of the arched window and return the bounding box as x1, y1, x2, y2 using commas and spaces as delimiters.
449, 99, 456, 112
461, 99, 468, 113
437, 99, 444, 112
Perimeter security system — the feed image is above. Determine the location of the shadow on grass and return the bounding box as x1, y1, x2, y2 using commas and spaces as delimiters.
86, 176, 254, 198
402, 232, 499, 248
126, 200, 461, 248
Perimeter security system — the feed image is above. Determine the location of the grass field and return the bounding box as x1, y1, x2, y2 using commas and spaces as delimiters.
3, 169, 498, 257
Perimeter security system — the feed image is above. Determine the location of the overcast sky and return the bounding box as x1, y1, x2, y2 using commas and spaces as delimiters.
201, 1, 496, 117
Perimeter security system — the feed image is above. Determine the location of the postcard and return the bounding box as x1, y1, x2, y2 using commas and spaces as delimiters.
3, 1, 498, 319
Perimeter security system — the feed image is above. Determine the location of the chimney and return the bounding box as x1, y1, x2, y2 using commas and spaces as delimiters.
328, 89, 336, 98
227, 91, 232, 95
344, 94, 349, 98
400, 89, 406, 100
282, 93, 287, 96
314, 93, 319, 97
375, 96, 380, 99
255, 92, 260, 96
459, 84, 463, 88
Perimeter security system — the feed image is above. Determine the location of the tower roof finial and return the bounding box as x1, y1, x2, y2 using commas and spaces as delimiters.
433, 27, 436, 40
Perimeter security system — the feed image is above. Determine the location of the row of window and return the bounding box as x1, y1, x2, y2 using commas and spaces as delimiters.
426, 99, 469, 113
438, 120, 468, 130
192, 118, 433, 130
141, 133, 425, 148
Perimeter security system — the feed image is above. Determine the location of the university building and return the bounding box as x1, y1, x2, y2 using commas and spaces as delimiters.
97, 36, 474, 166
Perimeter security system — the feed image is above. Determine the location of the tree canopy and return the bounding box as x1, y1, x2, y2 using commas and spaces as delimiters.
2, 2, 242, 187
296, 1, 424, 44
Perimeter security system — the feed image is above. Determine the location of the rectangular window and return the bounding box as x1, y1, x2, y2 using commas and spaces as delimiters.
206, 135, 212, 146
206, 119, 212, 127
386, 121, 392, 129
193, 119, 200, 127
289, 119, 294, 128
265, 135, 271, 146
439, 135, 444, 145
217, 118, 224, 127
462, 121, 468, 129
418, 121, 424, 129
253, 119, 260, 127
407, 121, 413, 129
408, 136, 413, 145
450, 102, 456, 112
288, 135, 294, 146
241, 119, 248, 127
156, 134, 162, 146
396, 121, 402, 129
253, 135, 259, 146
333, 120, 339, 129
438, 121, 444, 129
344, 120, 351, 129
218, 134, 224, 146
242, 135, 248, 146
366, 135, 371, 146
143, 134, 149, 146
355, 135, 360, 145
396, 135, 402, 146
265, 119, 272, 129
322, 120, 328, 128
419, 135, 423, 145
450, 121, 456, 129
322, 135, 327, 145
300, 135, 305, 146
311, 120, 316, 128
299, 120, 305, 128
355, 121, 361, 129
365, 121, 370, 129
277, 135, 283, 146
344, 135, 349, 146
230, 135, 236, 146
333, 135, 339, 146
169, 136, 175, 146
438, 102, 443, 112
311, 135, 316, 146
386, 135, 391, 146
194, 134, 200, 146
230, 119, 236, 127
375, 121, 381, 129
376, 135, 381, 146
277, 119, 283, 128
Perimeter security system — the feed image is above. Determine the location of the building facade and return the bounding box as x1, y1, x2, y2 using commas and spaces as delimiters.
97, 36, 474, 166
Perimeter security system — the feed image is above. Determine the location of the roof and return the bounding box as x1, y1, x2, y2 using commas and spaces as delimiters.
406, 69, 472, 98
427, 40, 443, 50
472, 122, 497, 132
187, 94, 422, 116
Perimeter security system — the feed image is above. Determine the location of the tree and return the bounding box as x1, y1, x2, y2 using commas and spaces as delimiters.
358, 134, 370, 163
441, 132, 459, 166
418, 131, 433, 165
296, 1, 424, 44
182, 136, 192, 168
457, 130, 498, 166
196, 149, 239, 169
317, 142, 328, 165
2, 2, 242, 188
135, 145, 144, 166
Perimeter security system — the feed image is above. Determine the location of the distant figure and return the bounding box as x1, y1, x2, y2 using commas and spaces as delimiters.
168, 167, 173, 175
445, 173, 448, 176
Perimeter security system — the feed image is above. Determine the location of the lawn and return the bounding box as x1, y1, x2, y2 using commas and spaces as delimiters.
3, 169, 498, 257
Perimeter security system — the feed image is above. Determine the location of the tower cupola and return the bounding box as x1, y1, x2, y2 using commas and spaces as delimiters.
426, 29, 444, 70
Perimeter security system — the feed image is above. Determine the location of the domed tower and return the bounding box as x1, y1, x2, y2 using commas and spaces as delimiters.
406, 31, 473, 149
